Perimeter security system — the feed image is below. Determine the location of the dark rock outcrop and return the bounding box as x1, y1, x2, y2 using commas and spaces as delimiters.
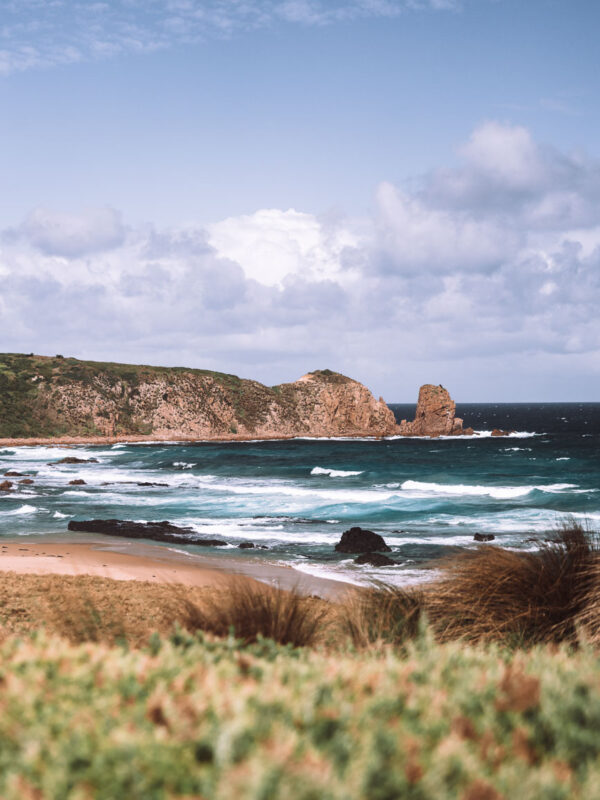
238, 542, 269, 550
4, 471, 25, 477
354, 552, 397, 566
0, 480, 13, 491
50, 457, 99, 465
491, 429, 515, 437
335, 527, 391, 553
473, 533, 495, 542
69, 479, 86, 485
397, 384, 464, 437
67, 519, 227, 546
19, 478, 34, 485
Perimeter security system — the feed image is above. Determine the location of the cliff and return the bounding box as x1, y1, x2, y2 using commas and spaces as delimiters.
397, 384, 468, 437
0, 355, 397, 440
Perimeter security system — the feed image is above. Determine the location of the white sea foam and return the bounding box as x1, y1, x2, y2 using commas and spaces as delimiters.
173, 462, 194, 469
3, 504, 37, 516
400, 480, 577, 499
310, 467, 363, 477
53, 511, 69, 519
556, 457, 570, 461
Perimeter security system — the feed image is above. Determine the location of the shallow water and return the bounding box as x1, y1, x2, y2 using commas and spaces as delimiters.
1, 403, 598, 587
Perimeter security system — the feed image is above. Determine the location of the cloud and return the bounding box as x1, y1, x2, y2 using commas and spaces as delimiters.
1, 121, 599, 399
13, 207, 126, 258
0, 0, 460, 76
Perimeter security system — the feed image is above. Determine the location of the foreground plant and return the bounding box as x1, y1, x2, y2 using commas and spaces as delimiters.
0, 629, 599, 799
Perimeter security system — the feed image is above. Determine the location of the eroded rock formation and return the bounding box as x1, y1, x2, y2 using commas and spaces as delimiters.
1, 354, 397, 440
397, 384, 464, 437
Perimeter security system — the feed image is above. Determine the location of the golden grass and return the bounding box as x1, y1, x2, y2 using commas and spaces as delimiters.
0, 572, 216, 645
424, 520, 600, 646
174, 578, 333, 647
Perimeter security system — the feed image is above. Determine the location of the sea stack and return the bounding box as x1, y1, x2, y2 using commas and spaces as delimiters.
397, 384, 466, 437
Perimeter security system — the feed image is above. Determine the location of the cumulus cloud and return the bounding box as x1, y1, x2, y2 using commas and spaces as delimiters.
13, 207, 126, 258
1, 121, 599, 399
0, 0, 460, 76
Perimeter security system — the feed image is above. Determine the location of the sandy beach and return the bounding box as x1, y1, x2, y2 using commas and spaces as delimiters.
0, 537, 351, 599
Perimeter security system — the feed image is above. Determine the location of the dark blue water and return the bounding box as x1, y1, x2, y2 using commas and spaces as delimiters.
1, 403, 598, 586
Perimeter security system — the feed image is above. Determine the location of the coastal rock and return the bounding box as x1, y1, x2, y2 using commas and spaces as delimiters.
238, 542, 269, 550
68, 479, 86, 485
4, 471, 25, 477
335, 527, 391, 553
354, 553, 397, 566
397, 384, 464, 437
67, 519, 227, 547
491, 429, 515, 437
19, 478, 34, 485
49, 457, 99, 465
0, 480, 13, 491
474, 533, 495, 542
0, 353, 397, 440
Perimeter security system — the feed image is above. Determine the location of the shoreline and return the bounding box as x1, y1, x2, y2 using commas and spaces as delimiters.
0, 537, 352, 599
0, 433, 388, 447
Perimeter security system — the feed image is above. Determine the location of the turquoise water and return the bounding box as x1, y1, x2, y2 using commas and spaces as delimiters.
1, 403, 598, 586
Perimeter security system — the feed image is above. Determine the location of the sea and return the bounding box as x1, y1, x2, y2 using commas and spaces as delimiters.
0, 403, 599, 588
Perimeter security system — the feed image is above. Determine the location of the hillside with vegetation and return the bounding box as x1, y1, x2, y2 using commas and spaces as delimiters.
0, 353, 396, 439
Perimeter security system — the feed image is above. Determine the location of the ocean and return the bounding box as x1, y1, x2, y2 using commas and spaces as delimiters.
1, 403, 599, 587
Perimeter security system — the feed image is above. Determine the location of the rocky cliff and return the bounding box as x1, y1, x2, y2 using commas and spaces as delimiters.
0, 354, 397, 439
397, 384, 468, 437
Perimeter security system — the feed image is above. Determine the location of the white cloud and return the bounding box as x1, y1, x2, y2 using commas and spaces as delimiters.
1, 121, 599, 399
16, 206, 126, 258
207, 208, 360, 286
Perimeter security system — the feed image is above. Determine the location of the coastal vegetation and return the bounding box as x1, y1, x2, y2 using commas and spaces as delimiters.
0, 523, 599, 796
0, 352, 397, 439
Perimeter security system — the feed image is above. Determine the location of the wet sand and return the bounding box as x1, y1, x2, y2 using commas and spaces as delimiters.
0, 538, 351, 599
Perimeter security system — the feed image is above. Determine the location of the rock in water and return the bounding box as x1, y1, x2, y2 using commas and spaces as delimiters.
0, 480, 13, 491
49, 457, 99, 465
69, 479, 86, 485
335, 527, 391, 553
354, 553, 397, 566
473, 533, 495, 542
67, 519, 227, 546
397, 384, 464, 437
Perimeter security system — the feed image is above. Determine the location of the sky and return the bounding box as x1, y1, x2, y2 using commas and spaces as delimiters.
1, 0, 599, 401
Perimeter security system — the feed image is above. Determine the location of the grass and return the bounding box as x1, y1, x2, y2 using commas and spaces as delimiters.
424, 520, 600, 646
175, 579, 332, 647
0, 628, 599, 798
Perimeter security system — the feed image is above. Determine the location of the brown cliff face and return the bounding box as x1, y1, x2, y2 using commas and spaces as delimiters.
397, 384, 464, 437
3, 354, 397, 439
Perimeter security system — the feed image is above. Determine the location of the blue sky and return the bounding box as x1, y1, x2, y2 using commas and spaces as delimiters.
1, 0, 599, 400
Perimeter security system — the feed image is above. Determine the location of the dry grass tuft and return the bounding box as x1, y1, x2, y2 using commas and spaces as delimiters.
424, 520, 600, 645
338, 585, 425, 649
175, 578, 332, 647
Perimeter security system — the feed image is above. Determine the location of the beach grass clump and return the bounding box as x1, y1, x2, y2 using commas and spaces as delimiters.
424, 520, 600, 646
175, 579, 332, 648
339, 585, 425, 650
0, 629, 600, 798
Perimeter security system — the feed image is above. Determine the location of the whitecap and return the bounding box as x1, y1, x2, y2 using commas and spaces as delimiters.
310, 467, 363, 477
400, 480, 577, 500
3, 504, 37, 516
53, 511, 69, 519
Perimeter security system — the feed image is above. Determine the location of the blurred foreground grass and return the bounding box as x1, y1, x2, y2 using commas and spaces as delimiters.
0, 628, 599, 799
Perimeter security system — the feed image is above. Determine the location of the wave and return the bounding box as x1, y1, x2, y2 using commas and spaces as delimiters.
173, 462, 194, 469
310, 467, 363, 477
2, 504, 38, 516
400, 480, 577, 499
